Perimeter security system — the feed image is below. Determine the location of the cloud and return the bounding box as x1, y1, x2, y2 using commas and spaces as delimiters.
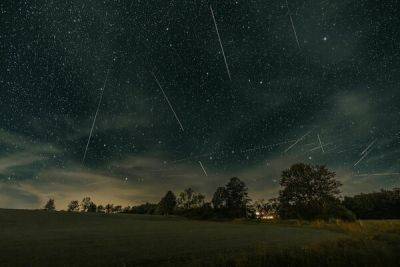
1, 146, 398, 210
65, 112, 152, 142
0, 130, 60, 178
0, 184, 41, 209
0, 129, 59, 152
0, 167, 151, 210
109, 155, 223, 195
0, 153, 221, 209
0, 153, 45, 174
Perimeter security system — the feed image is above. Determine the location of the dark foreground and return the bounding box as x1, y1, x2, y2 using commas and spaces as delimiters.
0, 209, 399, 266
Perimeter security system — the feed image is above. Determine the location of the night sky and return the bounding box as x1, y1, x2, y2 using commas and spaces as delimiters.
1, 0, 400, 209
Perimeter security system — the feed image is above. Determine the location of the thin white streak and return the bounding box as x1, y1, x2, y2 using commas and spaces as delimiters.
361, 139, 377, 155
151, 71, 184, 132
82, 69, 110, 163
354, 173, 400, 177
242, 140, 296, 153
198, 161, 208, 176
317, 134, 325, 153
308, 146, 321, 152
284, 131, 311, 153
210, 5, 232, 81
286, 0, 301, 50
353, 148, 372, 167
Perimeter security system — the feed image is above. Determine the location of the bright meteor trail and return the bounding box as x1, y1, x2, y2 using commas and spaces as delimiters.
198, 161, 208, 176
151, 71, 184, 132
317, 134, 325, 153
210, 5, 232, 81
82, 69, 110, 164
286, 0, 301, 50
285, 131, 311, 153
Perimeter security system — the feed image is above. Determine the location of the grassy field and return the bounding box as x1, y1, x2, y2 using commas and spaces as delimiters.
0, 209, 399, 266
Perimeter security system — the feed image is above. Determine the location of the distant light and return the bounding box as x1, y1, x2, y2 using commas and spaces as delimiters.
323, 37, 327, 41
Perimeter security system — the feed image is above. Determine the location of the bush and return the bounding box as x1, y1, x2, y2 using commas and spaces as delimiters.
343, 188, 400, 219
176, 203, 215, 220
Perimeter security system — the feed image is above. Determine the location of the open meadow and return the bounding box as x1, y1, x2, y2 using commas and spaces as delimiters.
1, 209, 400, 266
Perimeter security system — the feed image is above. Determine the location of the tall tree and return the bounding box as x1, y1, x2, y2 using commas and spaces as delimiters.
177, 188, 205, 210
212, 186, 227, 209
80, 197, 96, 212
113, 205, 122, 213
225, 177, 250, 218
105, 204, 114, 213
44, 198, 56, 211
278, 163, 342, 220
67, 200, 79, 212
158, 190, 177, 215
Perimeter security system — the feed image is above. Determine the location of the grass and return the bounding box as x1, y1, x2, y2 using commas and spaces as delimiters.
0, 209, 399, 266
215, 219, 400, 267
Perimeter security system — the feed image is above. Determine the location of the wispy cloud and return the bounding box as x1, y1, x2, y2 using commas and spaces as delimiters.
0, 130, 60, 177
0, 153, 46, 173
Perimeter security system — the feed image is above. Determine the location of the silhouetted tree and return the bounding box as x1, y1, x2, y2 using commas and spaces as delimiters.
343, 188, 400, 219
225, 177, 250, 218
87, 202, 97, 212
122, 206, 131, 213
81, 197, 96, 212
212, 186, 227, 209
277, 163, 346, 220
178, 202, 215, 219
131, 203, 158, 214
44, 198, 55, 211
97, 205, 105, 213
177, 188, 205, 209
105, 204, 114, 213
158, 190, 177, 215
67, 200, 79, 212
113, 205, 122, 213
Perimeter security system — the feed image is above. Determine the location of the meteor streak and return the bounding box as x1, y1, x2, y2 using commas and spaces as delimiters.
242, 140, 296, 153
286, 0, 301, 50
317, 134, 325, 153
284, 131, 311, 153
354, 139, 377, 167
82, 69, 110, 164
210, 5, 232, 80
198, 161, 208, 176
151, 71, 184, 132
354, 173, 400, 177
353, 149, 372, 167
361, 139, 377, 155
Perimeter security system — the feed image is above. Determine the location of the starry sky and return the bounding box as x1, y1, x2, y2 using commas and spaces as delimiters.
1, 0, 400, 209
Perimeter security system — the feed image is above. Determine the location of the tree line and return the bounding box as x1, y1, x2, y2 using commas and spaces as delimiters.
43, 163, 400, 221
43, 196, 127, 214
